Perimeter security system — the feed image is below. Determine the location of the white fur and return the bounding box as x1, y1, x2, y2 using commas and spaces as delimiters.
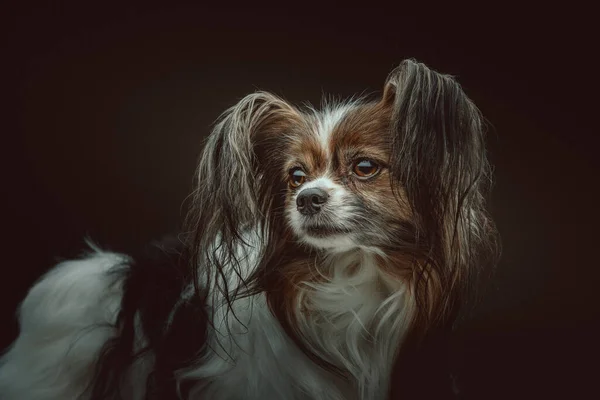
295, 250, 414, 400
178, 229, 414, 400
177, 229, 348, 399
314, 102, 353, 161
0, 248, 130, 400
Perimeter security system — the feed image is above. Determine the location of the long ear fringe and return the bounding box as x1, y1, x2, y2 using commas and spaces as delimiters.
386, 59, 500, 328
183, 91, 298, 322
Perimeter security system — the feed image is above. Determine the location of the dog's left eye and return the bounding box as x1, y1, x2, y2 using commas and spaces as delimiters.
352, 159, 380, 179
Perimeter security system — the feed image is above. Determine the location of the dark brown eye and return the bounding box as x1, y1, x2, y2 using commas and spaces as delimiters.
289, 168, 306, 188
353, 159, 380, 179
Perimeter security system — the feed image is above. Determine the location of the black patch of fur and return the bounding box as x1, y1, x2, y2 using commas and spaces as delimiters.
87, 235, 208, 400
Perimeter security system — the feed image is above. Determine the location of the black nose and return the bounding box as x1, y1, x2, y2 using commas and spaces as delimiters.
296, 188, 329, 215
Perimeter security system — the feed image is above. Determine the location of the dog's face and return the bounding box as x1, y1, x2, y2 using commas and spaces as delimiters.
282, 101, 411, 252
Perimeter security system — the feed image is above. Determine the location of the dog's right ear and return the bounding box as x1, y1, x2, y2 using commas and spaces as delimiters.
195, 92, 300, 226
184, 92, 301, 284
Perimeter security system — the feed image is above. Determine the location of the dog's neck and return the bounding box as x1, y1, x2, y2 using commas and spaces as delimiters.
288, 248, 415, 399
187, 234, 416, 400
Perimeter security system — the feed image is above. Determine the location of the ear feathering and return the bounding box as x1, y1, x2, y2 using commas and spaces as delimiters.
384, 59, 500, 330
183, 91, 302, 310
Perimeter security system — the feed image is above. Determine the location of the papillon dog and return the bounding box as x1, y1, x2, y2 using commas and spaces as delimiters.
0, 59, 499, 399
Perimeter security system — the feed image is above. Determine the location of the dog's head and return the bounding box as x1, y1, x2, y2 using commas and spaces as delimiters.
187, 59, 499, 326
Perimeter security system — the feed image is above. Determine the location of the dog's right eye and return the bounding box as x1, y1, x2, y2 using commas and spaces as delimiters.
288, 168, 306, 188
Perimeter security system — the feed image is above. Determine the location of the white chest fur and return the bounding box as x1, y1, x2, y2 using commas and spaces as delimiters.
179, 239, 414, 400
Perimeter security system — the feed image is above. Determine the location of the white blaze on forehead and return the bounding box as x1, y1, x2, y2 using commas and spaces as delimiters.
315, 104, 354, 158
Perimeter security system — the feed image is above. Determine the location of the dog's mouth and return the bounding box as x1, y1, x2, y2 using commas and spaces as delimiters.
303, 224, 353, 237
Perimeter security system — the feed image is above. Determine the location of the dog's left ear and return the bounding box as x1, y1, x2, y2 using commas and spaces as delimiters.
383, 59, 496, 323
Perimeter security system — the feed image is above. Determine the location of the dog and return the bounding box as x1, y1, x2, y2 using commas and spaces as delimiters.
0, 59, 499, 399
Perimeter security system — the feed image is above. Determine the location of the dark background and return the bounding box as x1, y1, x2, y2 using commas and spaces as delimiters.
1, 3, 597, 399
